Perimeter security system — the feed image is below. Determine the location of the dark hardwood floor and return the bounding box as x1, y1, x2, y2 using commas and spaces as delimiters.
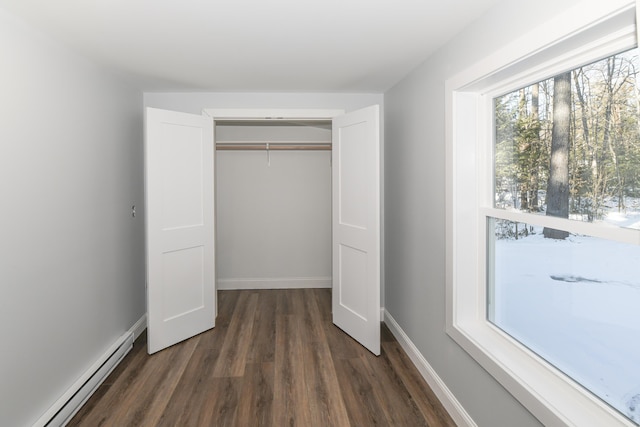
68, 289, 456, 427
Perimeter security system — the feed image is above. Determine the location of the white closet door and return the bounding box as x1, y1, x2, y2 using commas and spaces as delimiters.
332, 105, 381, 355
145, 107, 215, 354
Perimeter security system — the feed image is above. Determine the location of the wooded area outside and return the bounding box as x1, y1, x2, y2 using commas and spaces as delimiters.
489, 47, 640, 424
494, 47, 640, 239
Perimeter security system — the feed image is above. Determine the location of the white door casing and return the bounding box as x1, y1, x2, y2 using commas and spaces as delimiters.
332, 105, 381, 356
145, 107, 215, 354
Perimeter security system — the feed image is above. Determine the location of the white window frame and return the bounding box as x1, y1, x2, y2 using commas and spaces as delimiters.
445, 1, 640, 426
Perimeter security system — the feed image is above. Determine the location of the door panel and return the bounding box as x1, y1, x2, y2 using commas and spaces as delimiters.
338, 244, 368, 318
161, 246, 205, 320
145, 107, 215, 354
332, 105, 381, 355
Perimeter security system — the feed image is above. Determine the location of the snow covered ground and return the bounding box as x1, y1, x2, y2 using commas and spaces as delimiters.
492, 212, 640, 423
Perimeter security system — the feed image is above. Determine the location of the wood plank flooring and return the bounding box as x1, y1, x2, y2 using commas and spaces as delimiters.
68, 289, 456, 427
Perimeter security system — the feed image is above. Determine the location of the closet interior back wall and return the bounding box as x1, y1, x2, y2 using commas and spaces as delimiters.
215, 121, 332, 290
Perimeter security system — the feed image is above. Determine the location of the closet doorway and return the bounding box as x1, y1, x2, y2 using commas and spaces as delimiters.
144, 106, 380, 356
215, 119, 333, 292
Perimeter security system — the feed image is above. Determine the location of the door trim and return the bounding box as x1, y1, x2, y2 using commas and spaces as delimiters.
204, 108, 345, 120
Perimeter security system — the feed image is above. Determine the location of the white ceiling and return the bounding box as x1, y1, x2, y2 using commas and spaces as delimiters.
1, 0, 503, 92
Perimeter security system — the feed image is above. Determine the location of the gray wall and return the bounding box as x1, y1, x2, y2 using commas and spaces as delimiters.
0, 8, 145, 426
216, 123, 332, 286
383, 0, 582, 426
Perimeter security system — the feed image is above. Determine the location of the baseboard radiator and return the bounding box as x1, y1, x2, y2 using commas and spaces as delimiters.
34, 331, 134, 427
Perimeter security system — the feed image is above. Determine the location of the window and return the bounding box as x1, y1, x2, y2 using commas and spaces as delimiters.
446, 2, 640, 426
489, 49, 640, 423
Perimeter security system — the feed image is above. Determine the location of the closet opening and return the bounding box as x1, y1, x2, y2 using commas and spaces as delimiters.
214, 119, 333, 291
145, 105, 379, 354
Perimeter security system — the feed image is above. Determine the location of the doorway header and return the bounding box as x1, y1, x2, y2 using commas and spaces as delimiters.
203, 108, 345, 120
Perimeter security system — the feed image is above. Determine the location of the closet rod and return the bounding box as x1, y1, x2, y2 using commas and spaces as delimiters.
216, 142, 332, 151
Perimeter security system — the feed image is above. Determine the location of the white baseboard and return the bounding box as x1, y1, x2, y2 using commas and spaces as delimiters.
33, 315, 146, 427
384, 310, 477, 427
217, 277, 332, 290
130, 314, 147, 340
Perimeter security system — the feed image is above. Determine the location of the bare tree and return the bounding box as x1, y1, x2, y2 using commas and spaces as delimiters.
530, 83, 541, 210
544, 72, 571, 239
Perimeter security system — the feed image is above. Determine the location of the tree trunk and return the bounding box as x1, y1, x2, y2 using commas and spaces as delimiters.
544, 72, 571, 239
573, 68, 590, 216
518, 89, 529, 211
530, 83, 540, 210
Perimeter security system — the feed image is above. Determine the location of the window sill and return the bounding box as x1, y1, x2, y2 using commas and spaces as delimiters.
447, 319, 633, 426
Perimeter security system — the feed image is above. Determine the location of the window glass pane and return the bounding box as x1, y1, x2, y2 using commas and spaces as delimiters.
487, 218, 640, 423
494, 48, 640, 231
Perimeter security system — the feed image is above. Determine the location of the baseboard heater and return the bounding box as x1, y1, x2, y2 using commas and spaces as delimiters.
34, 331, 134, 427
